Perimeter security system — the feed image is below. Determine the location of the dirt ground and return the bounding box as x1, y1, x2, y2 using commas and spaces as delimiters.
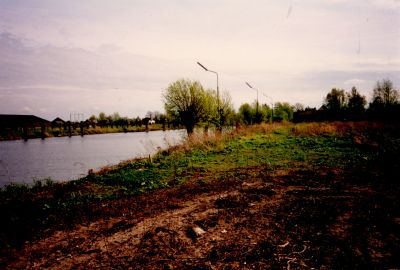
2, 165, 400, 269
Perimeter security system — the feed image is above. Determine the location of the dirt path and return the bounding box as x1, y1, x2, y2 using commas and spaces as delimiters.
3, 167, 400, 269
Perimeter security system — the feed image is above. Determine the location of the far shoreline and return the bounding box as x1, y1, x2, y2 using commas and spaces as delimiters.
0, 124, 181, 142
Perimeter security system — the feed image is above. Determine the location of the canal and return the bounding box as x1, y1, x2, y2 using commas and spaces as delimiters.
0, 130, 186, 186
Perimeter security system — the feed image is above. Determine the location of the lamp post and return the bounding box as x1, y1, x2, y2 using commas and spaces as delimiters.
197, 62, 221, 127
245, 82, 259, 123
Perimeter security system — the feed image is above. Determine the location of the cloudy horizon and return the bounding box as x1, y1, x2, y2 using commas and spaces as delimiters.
1, 0, 399, 121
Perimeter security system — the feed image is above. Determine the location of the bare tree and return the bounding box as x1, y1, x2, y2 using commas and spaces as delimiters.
372, 79, 399, 107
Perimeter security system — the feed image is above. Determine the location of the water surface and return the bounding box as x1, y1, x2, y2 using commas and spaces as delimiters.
0, 130, 186, 186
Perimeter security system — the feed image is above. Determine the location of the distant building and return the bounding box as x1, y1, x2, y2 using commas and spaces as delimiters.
0, 114, 51, 140
0, 114, 50, 129
51, 117, 65, 129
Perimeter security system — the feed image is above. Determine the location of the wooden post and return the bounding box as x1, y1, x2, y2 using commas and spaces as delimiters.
80, 121, 84, 136
68, 122, 72, 137
40, 124, 46, 139
23, 126, 28, 141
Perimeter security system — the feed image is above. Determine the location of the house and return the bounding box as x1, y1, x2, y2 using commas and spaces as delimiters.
0, 114, 51, 140
51, 117, 65, 129
0, 114, 50, 129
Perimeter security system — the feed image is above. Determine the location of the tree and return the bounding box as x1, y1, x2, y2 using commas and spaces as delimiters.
134, 116, 142, 127
253, 101, 263, 124
325, 88, 347, 112
274, 102, 294, 121
98, 112, 107, 121
293, 103, 305, 112
237, 101, 271, 125
163, 79, 209, 134
200, 89, 235, 131
88, 115, 97, 122
88, 115, 97, 128
369, 79, 399, 120
98, 112, 107, 127
347, 87, 366, 119
238, 103, 255, 125
112, 112, 121, 121
153, 111, 161, 122
260, 103, 272, 123
145, 111, 155, 120
371, 79, 398, 108
217, 91, 235, 127
106, 115, 113, 128
324, 88, 347, 119
200, 90, 217, 129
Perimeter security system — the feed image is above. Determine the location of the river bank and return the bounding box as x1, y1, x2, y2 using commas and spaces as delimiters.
1, 122, 399, 269
0, 124, 177, 141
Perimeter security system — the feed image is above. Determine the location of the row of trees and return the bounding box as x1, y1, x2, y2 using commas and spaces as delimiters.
72, 78, 398, 135
237, 102, 296, 124
162, 79, 301, 134
88, 111, 167, 128
321, 79, 399, 121
163, 78, 399, 134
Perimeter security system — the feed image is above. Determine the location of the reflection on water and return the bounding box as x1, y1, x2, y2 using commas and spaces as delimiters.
0, 130, 186, 186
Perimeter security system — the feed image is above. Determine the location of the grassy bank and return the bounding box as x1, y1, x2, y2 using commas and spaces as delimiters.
1, 121, 400, 268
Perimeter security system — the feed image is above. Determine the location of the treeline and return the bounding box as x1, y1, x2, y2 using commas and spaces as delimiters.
51, 78, 400, 137
237, 102, 295, 124
236, 79, 400, 124
45, 111, 173, 139
296, 79, 400, 122
86, 78, 399, 136
87, 111, 169, 128
162, 78, 399, 134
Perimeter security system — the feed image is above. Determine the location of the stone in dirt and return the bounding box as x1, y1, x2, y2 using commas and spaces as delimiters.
187, 226, 206, 239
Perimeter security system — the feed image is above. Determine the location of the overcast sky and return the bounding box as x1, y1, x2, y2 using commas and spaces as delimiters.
0, 0, 399, 120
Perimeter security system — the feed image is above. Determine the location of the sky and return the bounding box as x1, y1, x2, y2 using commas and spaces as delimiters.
0, 0, 399, 120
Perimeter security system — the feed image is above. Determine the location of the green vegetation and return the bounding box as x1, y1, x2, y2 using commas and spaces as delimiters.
306, 78, 399, 122
84, 122, 378, 194
163, 79, 235, 134
236, 78, 399, 124
1, 121, 399, 254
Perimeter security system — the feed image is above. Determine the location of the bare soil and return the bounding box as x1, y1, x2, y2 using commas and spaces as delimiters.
2, 165, 399, 269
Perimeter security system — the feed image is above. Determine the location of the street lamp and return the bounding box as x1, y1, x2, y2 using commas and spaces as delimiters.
197, 61, 221, 127
245, 82, 259, 123
197, 62, 219, 107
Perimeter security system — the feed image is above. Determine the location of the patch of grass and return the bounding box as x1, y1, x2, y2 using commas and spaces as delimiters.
81, 121, 398, 192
